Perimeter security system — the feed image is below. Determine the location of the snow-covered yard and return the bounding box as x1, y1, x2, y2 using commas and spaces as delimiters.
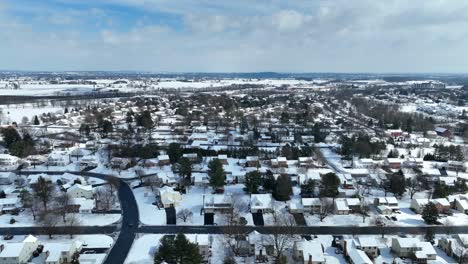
125, 234, 164, 264
133, 187, 166, 225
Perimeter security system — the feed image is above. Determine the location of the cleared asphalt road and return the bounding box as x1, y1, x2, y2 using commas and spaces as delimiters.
13, 170, 468, 263
16, 170, 140, 264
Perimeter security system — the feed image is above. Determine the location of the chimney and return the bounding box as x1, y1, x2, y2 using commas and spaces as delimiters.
308, 254, 313, 264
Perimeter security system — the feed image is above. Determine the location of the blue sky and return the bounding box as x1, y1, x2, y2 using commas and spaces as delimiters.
1, 0, 468, 72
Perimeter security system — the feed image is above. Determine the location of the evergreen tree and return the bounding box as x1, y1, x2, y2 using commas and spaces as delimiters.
273, 174, 292, 201
244, 171, 261, 194
425, 229, 434, 243
0, 127, 21, 148
33, 115, 40, 125
422, 202, 439, 225
262, 170, 276, 192
301, 179, 316, 197
178, 157, 192, 181
208, 159, 225, 189
154, 234, 203, 264
432, 183, 450, 198
389, 170, 406, 196
167, 143, 183, 163
320, 172, 340, 198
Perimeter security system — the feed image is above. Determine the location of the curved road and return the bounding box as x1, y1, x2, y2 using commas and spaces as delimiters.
14, 170, 468, 263
17, 170, 139, 264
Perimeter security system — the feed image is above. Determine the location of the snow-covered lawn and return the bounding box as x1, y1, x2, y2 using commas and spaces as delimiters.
305, 214, 370, 226
0, 211, 120, 227
133, 187, 166, 225
176, 186, 207, 225
125, 234, 164, 264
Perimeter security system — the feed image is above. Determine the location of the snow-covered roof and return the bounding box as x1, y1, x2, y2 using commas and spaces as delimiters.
250, 194, 272, 209
335, 200, 350, 211
348, 248, 372, 264
302, 198, 321, 207
296, 240, 325, 263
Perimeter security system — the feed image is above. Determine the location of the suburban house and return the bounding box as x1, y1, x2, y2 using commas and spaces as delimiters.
355, 237, 379, 258
348, 247, 373, 264
411, 198, 450, 214
110, 157, 131, 170
182, 153, 199, 163
293, 240, 325, 264
203, 194, 233, 213
0, 154, 19, 171
70, 198, 95, 213
158, 186, 182, 208
438, 234, 468, 261
0, 172, 16, 185
455, 199, 468, 214
47, 152, 70, 166
384, 158, 402, 169
391, 238, 436, 263
157, 155, 170, 166
40, 241, 82, 264
435, 127, 451, 138
0, 235, 39, 264
250, 194, 273, 213
334, 199, 351, 215
301, 198, 322, 214
0, 197, 19, 212
245, 156, 260, 167
67, 184, 94, 199
217, 155, 228, 165
374, 196, 399, 211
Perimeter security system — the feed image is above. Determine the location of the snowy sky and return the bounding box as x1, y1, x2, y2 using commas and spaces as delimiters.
1, 0, 468, 73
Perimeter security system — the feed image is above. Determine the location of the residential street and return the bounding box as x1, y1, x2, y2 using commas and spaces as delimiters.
12, 170, 468, 263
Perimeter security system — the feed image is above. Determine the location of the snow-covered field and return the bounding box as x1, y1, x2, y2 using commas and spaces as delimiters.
0, 103, 63, 124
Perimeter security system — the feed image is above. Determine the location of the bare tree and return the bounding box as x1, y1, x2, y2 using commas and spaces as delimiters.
407, 177, 420, 199
177, 209, 193, 223
39, 210, 60, 238
95, 185, 116, 211
267, 213, 297, 262
359, 201, 370, 223
144, 175, 160, 192
222, 195, 249, 256
319, 198, 334, 222
371, 216, 386, 238
55, 192, 71, 222
32, 176, 55, 211
65, 213, 82, 238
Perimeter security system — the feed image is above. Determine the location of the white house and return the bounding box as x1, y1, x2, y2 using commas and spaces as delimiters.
0, 172, 16, 185
250, 194, 273, 213
67, 184, 93, 199
334, 199, 350, 215
204, 194, 233, 213
47, 152, 70, 166
42, 241, 82, 264
158, 186, 182, 208
70, 198, 95, 213
0, 235, 39, 264
0, 154, 19, 171
391, 238, 436, 261
293, 240, 325, 264
0, 197, 19, 212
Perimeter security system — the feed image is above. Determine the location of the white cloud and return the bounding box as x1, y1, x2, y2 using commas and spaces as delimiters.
1, 0, 468, 72
272, 10, 308, 32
